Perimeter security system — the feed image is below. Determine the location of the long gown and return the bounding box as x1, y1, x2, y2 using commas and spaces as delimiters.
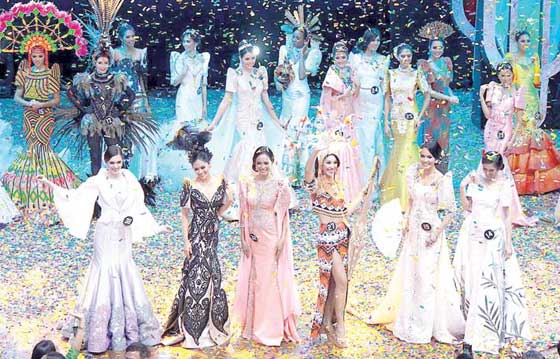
163, 178, 230, 348
483, 82, 537, 227
209, 66, 283, 183
453, 175, 531, 354
319, 65, 364, 203
1, 61, 80, 213
55, 168, 163, 353
505, 52, 560, 194
417, 57, 453, 172
369, 164, 464, 343
349, 52, 389, 178
380, 68, 428, 209
113, 48, 158, 180
277, 44, 322, 184
157, 51, 210, 191
234, 176, 301, 345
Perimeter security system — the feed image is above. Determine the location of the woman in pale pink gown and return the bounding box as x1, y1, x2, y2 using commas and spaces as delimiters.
479, 62, 537, 226
319, 41, 363, 202
234, 146, 301, 346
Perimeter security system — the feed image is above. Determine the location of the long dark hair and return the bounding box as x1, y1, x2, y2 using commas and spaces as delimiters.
314, 153, 340, 178
421, 141, 443, 162
31, 340, 56, 359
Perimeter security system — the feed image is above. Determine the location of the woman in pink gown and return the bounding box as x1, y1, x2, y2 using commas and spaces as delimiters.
479, 62, 537, 227
319, 41, 363, 202
234, 146, 301, 346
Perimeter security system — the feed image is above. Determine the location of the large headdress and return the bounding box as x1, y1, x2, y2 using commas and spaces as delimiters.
167, 124, 213, 164
79, 0, 125, 60
0, 2, 88, 67
418, 21, 455, 41
282, 4, 323, 42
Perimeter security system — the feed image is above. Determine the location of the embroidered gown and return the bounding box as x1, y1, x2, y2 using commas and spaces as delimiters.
380, 68, 428, 209
505, 52, 560, 194
1, 61, 80, 213
349, 52, 390, 178
163, 179, 230, 348
368, 164, 465, 344
113, 48, 158, 179
453, 175, 531, 354
234, 177, 301, 345
277, 44, 322, 184
55, 168, 163, 353
417, 57, 454, 172
482, 82, 538, 227
319, 65, 364, 203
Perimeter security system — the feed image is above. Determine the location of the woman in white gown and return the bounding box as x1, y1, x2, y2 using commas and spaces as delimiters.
158, 29, 210, 190
207, 40, 286, 183
38, 145, 169, 353
0, 118, 20, 227
349, 28, 389, 178
454, 151, 530, 355
368, 142, 464, 344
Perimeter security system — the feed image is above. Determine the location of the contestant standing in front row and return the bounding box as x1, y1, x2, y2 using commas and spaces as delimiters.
39, 145, 168, 353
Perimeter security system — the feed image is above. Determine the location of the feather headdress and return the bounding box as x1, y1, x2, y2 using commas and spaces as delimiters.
283, 4, 323, 42
418, 21, 455, 41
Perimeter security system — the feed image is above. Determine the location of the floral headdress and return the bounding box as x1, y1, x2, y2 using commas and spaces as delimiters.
418, 21, 455, 41
0, 2, 87, 68
283, 4, 323, 42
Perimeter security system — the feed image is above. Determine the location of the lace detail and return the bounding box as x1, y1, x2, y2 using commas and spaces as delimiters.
164, 179, 229, 346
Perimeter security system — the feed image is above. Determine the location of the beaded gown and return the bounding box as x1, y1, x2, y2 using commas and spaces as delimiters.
163, 178, 230, 348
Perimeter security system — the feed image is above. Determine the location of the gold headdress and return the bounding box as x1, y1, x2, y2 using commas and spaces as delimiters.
418, 21, 455, 41
284, 4, 323, 42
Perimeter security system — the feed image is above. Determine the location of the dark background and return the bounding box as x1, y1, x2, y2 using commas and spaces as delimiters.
0, 0, 475, 89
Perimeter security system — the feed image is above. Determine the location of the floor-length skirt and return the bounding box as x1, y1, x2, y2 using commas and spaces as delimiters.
453, 216, 530, 353
310, 222, 349, 339
1, 108, 79, 212
380, 120, 419, 209
61, 223, 162, 353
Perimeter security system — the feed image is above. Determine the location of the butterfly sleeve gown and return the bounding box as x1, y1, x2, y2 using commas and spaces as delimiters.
55, 168, 163, 353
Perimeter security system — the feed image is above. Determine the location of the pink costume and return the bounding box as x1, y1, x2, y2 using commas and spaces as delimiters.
234, 176, 301, 345
483, 82, 537, 227
319, 65, 364, 202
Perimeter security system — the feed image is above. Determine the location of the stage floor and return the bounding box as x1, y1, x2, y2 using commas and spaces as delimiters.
0, 90, 558, 358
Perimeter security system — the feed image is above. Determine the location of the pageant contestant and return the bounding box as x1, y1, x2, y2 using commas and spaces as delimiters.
66, 42, 157, 176
349, 27, 390, 178
505, 31, 560, 194
38, 145, 167, 353
368, 142, 464, 344
207, 40, 287, 182
0, 3, 82, 220
234, 146, 301, 345
417, 21, 459, 172
276, 5, 322, 184
380, 43, 431, 209
319, 41, 364, 202
163, 126, 232, 348
479, 62, 537, 226
112, 23, 159, 183
454, 151, 530, 355
303, 146, 369, 348
170, 29, 210, 125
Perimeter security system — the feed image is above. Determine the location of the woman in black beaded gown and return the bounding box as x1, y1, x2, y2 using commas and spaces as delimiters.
162, 126, 232, 348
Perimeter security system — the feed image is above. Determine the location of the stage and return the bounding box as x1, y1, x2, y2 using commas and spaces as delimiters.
0, 90, 558, 358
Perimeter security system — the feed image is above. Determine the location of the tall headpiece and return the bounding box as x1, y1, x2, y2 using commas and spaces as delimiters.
0, 1, 88, 67
79, 0, 124, 58
418, 21, 455, 41
283, 4, 323, 42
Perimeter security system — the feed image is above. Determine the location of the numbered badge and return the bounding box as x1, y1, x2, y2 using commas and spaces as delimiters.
404, 112, 415, 121
370, 86, 379, 95
256, 121, 264, 131
123, 216, 134, 226
497, 130, 505, 140
249, 233, 258, 242
421, 222, 432, 231
326, 222, 336, 232
484, 229, 495, 240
